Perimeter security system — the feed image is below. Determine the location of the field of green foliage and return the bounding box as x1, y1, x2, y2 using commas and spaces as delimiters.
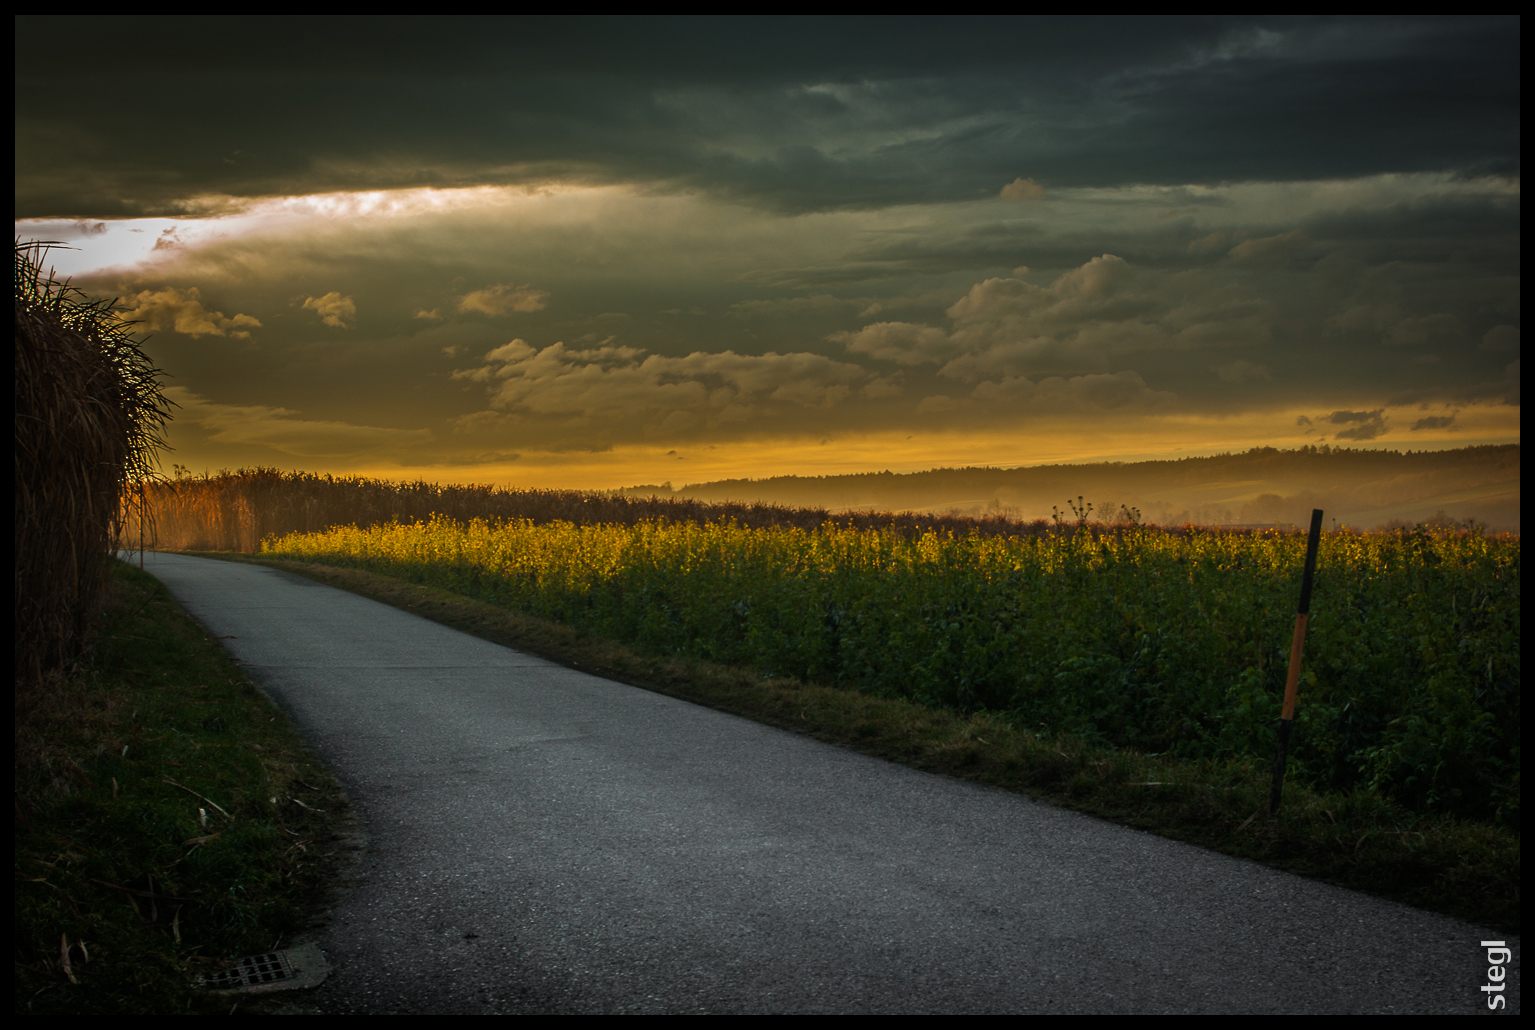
265, 517, 1519, 827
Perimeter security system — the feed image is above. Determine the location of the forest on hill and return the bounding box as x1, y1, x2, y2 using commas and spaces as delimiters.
626, 444, 1521, 531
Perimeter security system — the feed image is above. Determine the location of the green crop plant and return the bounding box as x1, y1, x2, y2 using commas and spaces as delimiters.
263, 516, 1518, 828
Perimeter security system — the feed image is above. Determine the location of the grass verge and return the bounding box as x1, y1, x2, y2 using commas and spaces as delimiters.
14, 558, 359, 1014
184, 551, 1518, 935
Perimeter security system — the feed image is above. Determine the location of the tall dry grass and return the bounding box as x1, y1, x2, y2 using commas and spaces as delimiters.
14, 240, 170, 689
124, 467, 1074, 552
129, 469, 1323, 554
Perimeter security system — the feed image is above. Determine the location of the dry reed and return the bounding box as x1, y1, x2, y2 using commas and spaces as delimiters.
126, 468, 1322, 554
124, 467, 1080, 552
14, 239, 171, 689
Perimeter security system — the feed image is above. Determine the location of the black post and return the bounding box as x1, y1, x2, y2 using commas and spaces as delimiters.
1270, 509, 1324, 814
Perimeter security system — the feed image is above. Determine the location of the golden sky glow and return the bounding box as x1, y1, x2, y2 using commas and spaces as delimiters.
301, 407, 1525, 493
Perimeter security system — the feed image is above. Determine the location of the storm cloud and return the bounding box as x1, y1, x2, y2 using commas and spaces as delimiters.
13, 17, 1519, 486
16, 17, 1519, 218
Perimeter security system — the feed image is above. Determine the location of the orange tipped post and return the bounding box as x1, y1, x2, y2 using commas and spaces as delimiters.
1270, 509, 1324, 813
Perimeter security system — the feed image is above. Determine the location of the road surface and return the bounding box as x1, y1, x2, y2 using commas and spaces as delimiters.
136, 552, 1519, 1014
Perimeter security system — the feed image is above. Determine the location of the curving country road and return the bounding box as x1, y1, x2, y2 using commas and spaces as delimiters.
137, 552, 1518, 1014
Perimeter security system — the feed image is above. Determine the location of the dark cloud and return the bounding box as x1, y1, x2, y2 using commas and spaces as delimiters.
1325, 408, 1388, 441
16, 16, 1520, 218
43, 174, 1511, 450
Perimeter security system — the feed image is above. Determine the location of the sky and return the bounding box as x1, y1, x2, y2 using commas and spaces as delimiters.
15, 16, 1521, 489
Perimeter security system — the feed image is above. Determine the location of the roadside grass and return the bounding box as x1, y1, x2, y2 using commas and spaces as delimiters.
14, 559, 358, 1015
187, 551, 1519, 934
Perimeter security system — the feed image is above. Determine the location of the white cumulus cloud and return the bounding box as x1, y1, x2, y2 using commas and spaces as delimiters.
453, 339, 868, 431
833, 254, 1278, 382
301, 291, 356, 328
999, 177, 1046, 201
457, 283, 549, 316
117, 287, 261, 338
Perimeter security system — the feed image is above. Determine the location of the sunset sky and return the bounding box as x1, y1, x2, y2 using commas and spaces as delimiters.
15, 16, 1520, 489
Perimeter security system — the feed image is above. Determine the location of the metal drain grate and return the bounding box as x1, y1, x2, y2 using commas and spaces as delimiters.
196, 941, 328, 994
200, 952, 295, 989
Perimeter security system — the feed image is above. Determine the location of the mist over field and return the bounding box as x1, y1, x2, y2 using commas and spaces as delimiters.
630, 445, 1520, 532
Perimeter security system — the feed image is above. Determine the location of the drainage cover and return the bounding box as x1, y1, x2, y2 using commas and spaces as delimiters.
198, 941, 329, 994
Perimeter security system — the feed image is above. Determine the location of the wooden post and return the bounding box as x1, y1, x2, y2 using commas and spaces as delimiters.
1270, 509, 1323, 813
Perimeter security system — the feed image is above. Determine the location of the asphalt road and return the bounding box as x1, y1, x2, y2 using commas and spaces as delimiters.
136, 552, 1519, 1014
